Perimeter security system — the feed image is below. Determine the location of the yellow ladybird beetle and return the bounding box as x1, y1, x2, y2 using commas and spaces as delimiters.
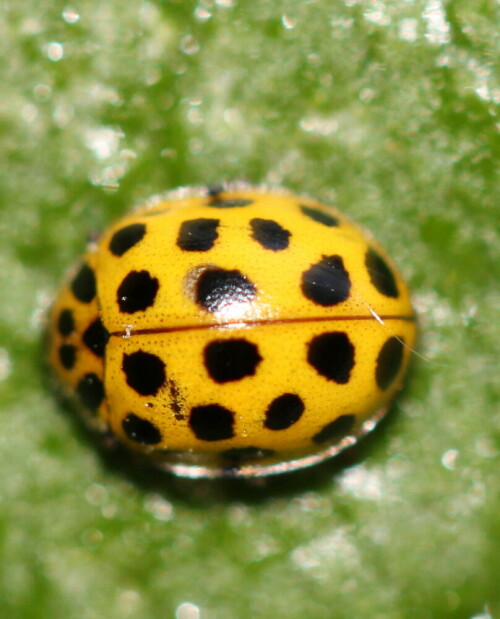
49, 183, 416, 478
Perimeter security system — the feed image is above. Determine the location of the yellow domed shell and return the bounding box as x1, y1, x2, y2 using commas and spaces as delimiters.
49, 184, 416, 477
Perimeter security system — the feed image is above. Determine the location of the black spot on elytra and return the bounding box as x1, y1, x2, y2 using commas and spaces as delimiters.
71, 263, 96, 304
250, 218, 291, 251
117, 270, 159, 314
302, 255, 351, 306
300, 205, 339, 227
59, 344, 76, 370
312, 414, 356, 444
76, 373, 104, 410
109, 223, 146, 257
375, 336, 404, 390
195, 268, 257, 313
207, 197, 254, 208
177, 218, 220, 252
204, 339, 262, 383
122, 413, 162, 445
222, 447, 275, 462
307, 331, 355, 383
189, 404, 235, 441
82, 318, 109, 358
57, 309, 75, 336
365, 247, 399, 298
264, 393, 304, 430
122, 350, 166, 396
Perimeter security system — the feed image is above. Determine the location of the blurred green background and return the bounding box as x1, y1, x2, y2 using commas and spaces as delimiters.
0, 1, 498, 618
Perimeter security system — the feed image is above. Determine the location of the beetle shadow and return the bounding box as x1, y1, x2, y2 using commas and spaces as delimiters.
67, 402, 404, 508
113, 404, 403, 506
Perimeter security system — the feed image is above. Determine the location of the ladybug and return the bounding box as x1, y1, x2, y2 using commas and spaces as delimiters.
48, 184, 416, 478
